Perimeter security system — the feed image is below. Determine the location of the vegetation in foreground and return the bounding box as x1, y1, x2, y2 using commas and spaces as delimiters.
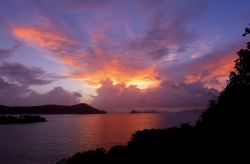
0, 115, 46, 124
57, 27, 250, 163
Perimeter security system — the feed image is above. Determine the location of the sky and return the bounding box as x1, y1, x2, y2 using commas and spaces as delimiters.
0, 0, 249, 112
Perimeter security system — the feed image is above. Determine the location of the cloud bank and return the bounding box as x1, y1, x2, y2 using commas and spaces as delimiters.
91, 80, 218, 111
0, 51, 82, 106
0, 77, 82, 106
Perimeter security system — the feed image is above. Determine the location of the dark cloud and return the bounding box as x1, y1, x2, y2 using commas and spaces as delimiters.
0, 77, 31, 105
91, 80, 218, 112
0, 77, 9, 89
0, 62, 57, 86
151, 48, 169, 60
0, 77, 82, 106
0, 62, 78, 106
0, 77, 30, 94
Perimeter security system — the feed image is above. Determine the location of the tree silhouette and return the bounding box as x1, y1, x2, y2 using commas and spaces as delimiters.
242, 24, 250, 36
199, 25, 250, 130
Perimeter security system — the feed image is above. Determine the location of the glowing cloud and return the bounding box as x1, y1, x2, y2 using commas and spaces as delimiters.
72, 59, 160, 89
12, 26, 160, 90
13, 26, 76, 50
12, 26, 83, 67
185, 54, 237, 91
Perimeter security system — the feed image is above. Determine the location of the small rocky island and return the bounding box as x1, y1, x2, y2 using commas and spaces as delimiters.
0, 115, 47, 124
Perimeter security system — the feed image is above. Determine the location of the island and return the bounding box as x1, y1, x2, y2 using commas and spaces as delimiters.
0, 103, 107, 114
0, 115, 47, 124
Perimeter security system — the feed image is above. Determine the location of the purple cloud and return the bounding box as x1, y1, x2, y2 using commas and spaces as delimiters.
0, 62, 81, 106
91, 80, 218, 112
0, 77, 31, 105
20, 87, 82, 106
0, 62, 58, 86
0, 77, 82, 106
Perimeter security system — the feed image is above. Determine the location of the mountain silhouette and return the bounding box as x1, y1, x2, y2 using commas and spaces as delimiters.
0, 103, 107, 114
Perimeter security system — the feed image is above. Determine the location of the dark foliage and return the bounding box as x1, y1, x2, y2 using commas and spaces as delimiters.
57, 27, 250, 163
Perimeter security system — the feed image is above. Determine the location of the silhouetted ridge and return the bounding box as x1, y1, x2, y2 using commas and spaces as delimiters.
0, 103, 107, 114
57, 25, 250, 163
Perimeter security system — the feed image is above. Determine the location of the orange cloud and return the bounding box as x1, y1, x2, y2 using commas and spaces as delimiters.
185, 54, 237, 91
13, 26, 76, 50
13, 26, 160, 90
12, 26, 84, 67
72, 59, 160, 89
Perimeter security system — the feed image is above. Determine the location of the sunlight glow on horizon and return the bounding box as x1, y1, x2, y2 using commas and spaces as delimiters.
72, 62, 161, 90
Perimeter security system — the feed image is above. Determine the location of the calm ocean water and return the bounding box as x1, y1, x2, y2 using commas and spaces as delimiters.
0, 112, 201, 164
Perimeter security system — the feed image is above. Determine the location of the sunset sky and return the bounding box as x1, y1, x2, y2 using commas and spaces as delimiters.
0, 0, 249, 111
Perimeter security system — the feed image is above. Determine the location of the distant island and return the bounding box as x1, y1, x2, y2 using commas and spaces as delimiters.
130, 110, 160, 114
0, 103, 107, 114
0, 115, 46, 124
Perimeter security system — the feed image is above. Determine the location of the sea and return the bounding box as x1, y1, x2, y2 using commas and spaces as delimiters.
0, 112, 202, 164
